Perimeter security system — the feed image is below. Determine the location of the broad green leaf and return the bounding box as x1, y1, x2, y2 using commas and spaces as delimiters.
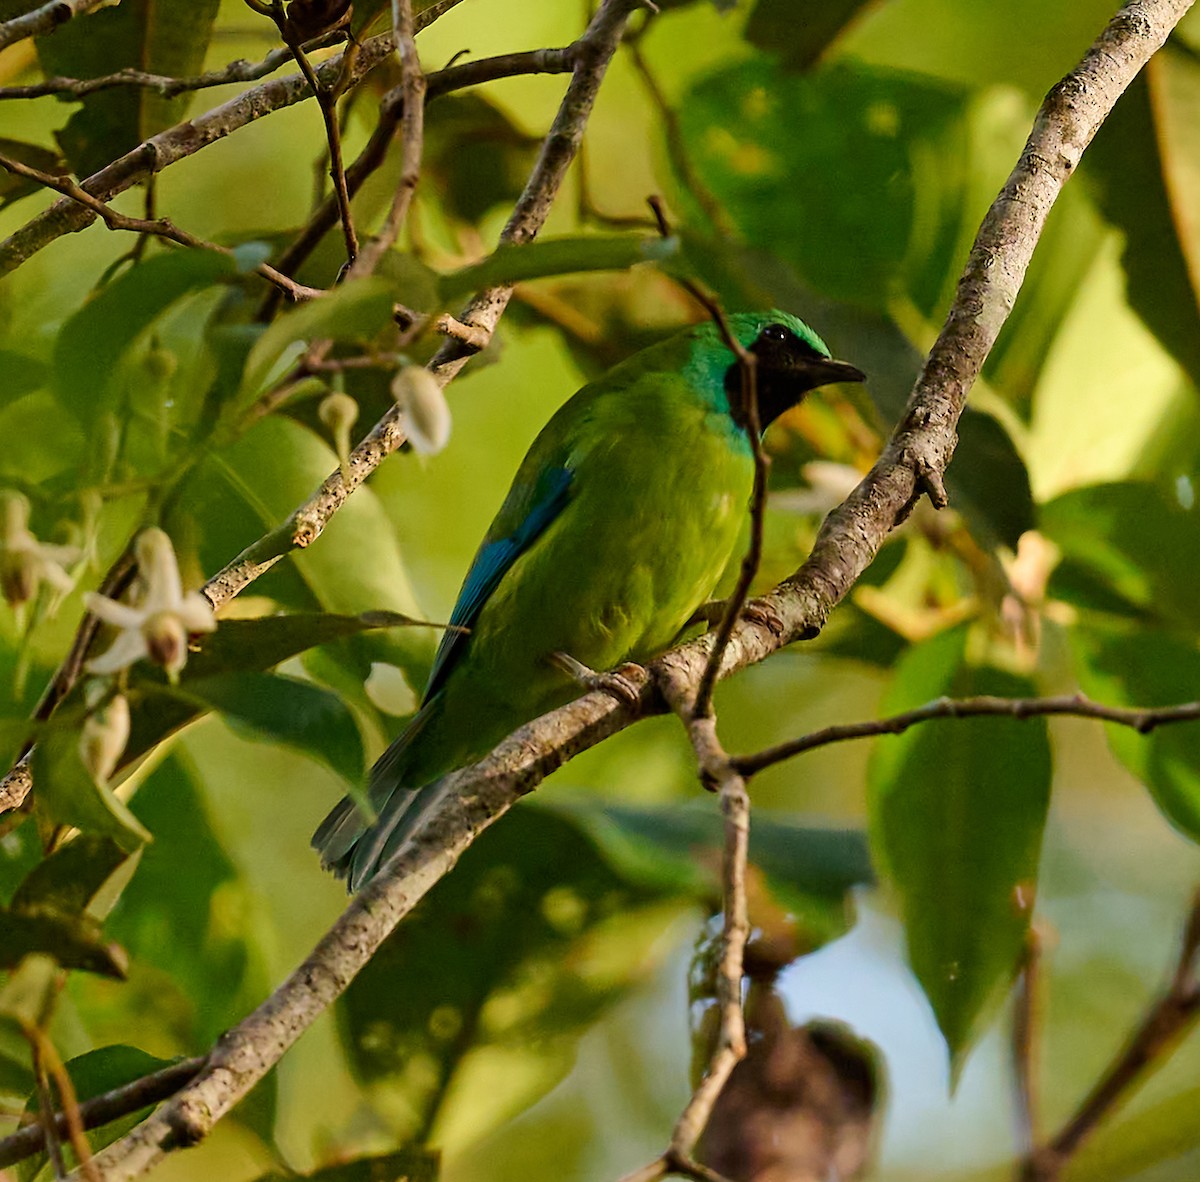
31, 0, 222, 178
179, 672, 365, 785
950, 407, 1035, 550
0, 1014, 34, 1098
52, 250, 237, 432
0, 138, 67, 211
0, 910, 125, 977
15, 1045, 175, 1182
251, 1149, 439, 1182
745, 0, 879, 70
10, 835, 128, 918
1083, 47, 1200, 392
1071, 623, 1200, 843
438, 235, 678, 303
682, 59, 969, 314
0, 349, 48, 406
868, 626, 1051, 1069
234, 277, 400, 419
1042, 481, 1200, 631
98, 753, 275, 1136
31, 730, 151, 851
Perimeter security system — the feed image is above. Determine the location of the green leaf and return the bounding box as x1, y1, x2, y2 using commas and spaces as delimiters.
10, 835, 128, 918
0, 909, 126, 977
1042, 481, 1200, 631
1071, 623, 1200, 843
16, 1045, 176, 1182
0, 138, 68, 211
549, 799, 873, 948
438, 235, 679, 303
31, 0, 222, 178
1083, 47, 1200, 391
234, 277, 400, 420
52, 250, 238, 432
0, 349, 48, 407
868, 626, 1051, 1070
31, 730, 151, 851
745, 0, 878, 70
178, 672, 365, 785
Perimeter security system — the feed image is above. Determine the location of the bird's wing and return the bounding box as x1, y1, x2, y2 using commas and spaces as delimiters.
423, 462, 574, 701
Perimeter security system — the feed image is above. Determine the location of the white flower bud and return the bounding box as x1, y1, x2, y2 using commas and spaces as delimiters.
391, 366, 451, 456
79, 686, 130, 785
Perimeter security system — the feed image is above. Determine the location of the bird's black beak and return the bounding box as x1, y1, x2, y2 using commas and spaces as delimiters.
802, 357, 867, 388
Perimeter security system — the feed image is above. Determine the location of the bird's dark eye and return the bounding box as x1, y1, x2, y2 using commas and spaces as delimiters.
762, 323, 790, 343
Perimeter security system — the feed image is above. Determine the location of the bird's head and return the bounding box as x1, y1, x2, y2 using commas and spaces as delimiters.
709, 311, 865, 432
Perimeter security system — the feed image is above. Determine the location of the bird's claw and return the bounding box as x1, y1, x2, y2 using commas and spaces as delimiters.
550, 651, 642, 705
687, 597, 783, 636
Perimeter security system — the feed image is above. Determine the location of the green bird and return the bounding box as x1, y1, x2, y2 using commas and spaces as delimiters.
314, 311, 864, 889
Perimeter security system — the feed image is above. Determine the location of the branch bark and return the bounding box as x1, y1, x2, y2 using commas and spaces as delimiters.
23, 0, 1194, 1175
0, 0, 105, 53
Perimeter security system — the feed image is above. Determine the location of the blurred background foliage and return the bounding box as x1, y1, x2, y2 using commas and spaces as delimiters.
0, 0, 1199, 1179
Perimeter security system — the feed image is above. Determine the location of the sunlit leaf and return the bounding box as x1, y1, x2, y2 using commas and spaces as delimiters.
868, 626, 1050, 1069
31, 730, 151, 851
251, 1149, 439, 1182
234, 277, 400, 421
1071, 623, 1200, 844
1083, 46, 1200, 391
9, 834, 128, 917
1042, 481, 1200, 631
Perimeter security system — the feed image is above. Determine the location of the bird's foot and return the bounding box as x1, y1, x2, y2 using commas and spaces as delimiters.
687, 597, 784, 635
550, 651, 643, 706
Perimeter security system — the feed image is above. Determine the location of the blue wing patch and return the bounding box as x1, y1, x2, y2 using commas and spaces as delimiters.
423, 465, 573, 701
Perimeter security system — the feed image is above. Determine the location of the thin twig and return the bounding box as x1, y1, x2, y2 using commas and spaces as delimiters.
0, 1057, 206, 1169
1021, 890, 1200, 1182
626, 38, 735, 237
731, 692, 1200, 777
345, 0, 425, 278
1012, 924, 1046, 1158
0, 0, 105, 53
266, 5, 360, 266
0, 2, 466, 278
0, 151, 325, 302
0, 36, 344, 101
645, 197, 763, 721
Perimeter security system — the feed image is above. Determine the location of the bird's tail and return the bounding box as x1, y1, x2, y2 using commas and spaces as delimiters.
311, 695, 452, 891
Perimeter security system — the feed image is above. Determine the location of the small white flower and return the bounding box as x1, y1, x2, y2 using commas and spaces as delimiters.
391, 366, 451, 456
0, 490, 80, 607
86, 527, 216, 682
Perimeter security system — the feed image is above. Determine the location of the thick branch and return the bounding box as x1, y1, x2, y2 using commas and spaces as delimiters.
0, 0, 104, 53
35, 1, 1197, 1175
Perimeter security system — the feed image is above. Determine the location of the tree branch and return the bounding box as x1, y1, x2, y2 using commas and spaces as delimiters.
0, 2, 463, 277
1021, 890, 1200, 1182
0, 0, 105, 53
730, 692, 1200, 778
0, 151, 325, 301
0, 35, 345, 101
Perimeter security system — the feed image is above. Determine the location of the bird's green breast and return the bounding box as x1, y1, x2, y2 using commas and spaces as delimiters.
440, 368, 753, 748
